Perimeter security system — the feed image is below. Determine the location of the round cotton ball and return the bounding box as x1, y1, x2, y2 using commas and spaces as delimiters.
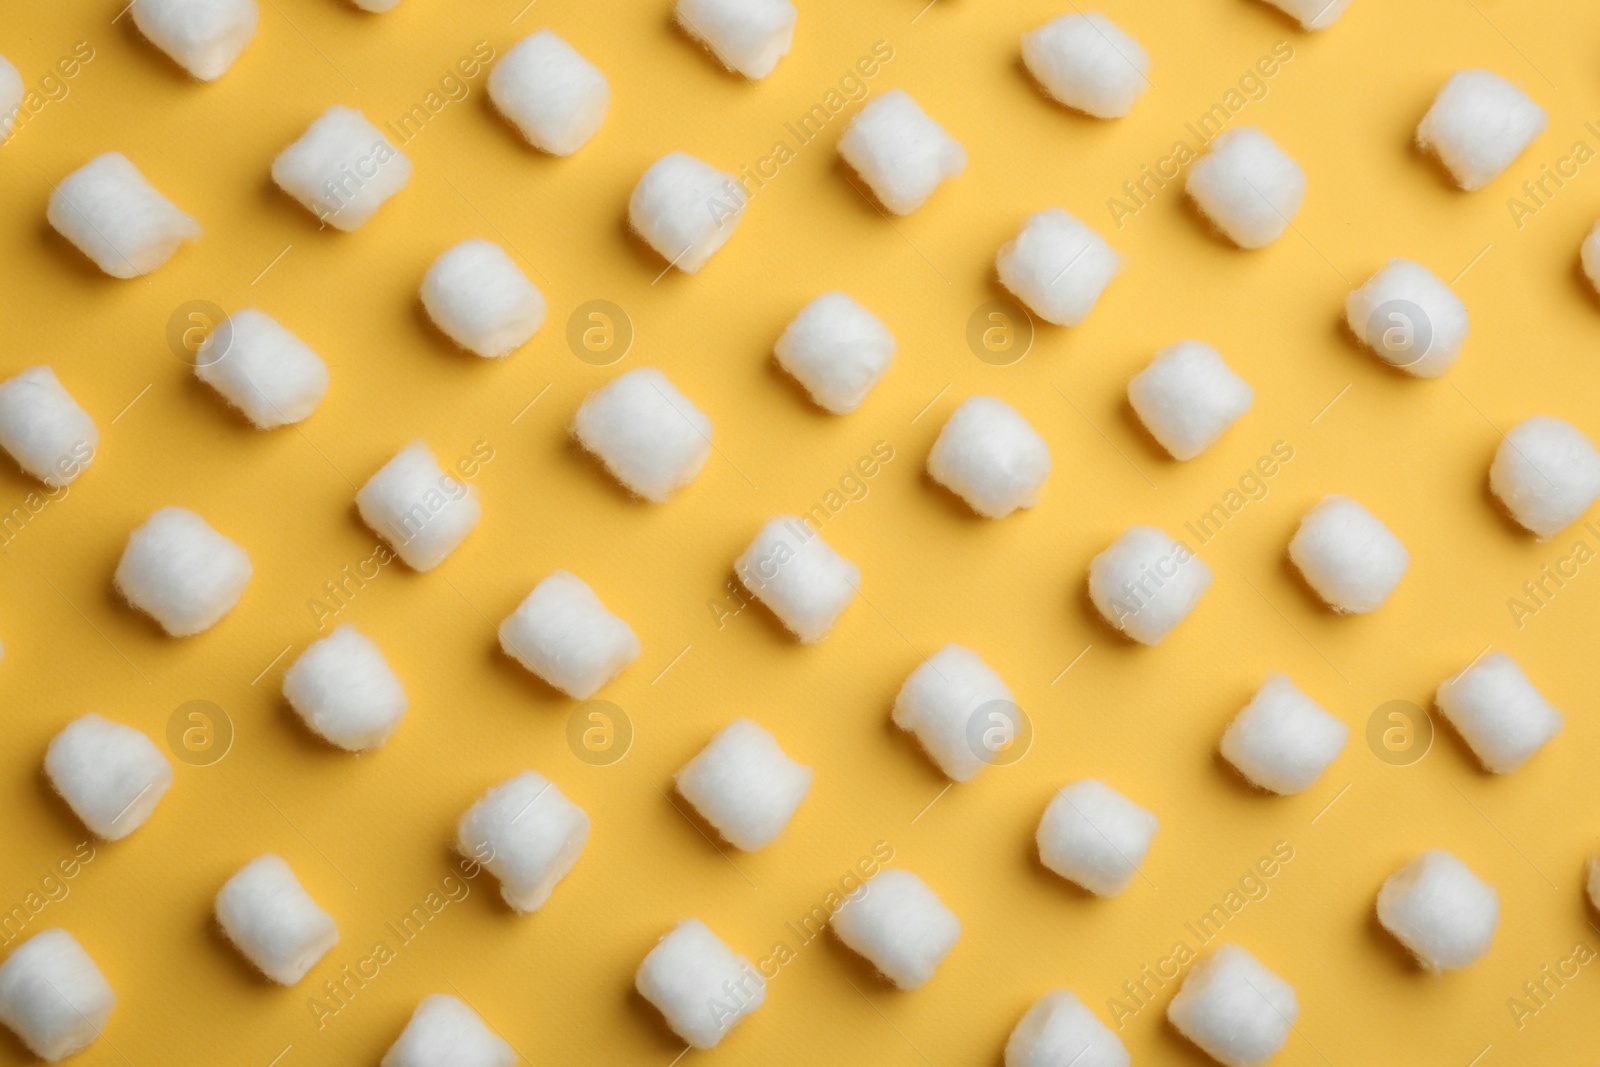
1344, 258, 1468, 378
927, 395, 1051, 519
837, 89, 966, 215
1087, 526, 1211, 644
1417, 70, 1546, 191
1435, 651, 1561, 774
215, 854, 339, 985
628, 152, 745, 273
1258, 0, 1350, 30
0, 366, 98, 487
0, 55, 23, 142
456, 770, 590, 913
498, 570, 640, 699
675, 718, 811, 850
571, 367, 712, 502
830, 868, 960, 989
1287, 494, 1407, 613
1167, 943, 1297, 1067
892, 644, 1016, 782
1185, 126, 1305, 249
114, 506, 252, 636
271, 106, 411, 231
421, 239, 546, 359
675, 0, 796, 80
488, 30, 609, 156
773, 292, 896, 414
1128, 341, 1252, 460
1376, 850, 1498, 972
131, 0, 259, 81
196, 309, 329, 428
996, 208, 1119, 326
1036, 779, 1157, 897
734, 516, 860, 642
1220, 674, 1348, 795
44, 713, 174, 840
355, 441, 481, 572
1021, 13, 1148, 119
382, 994, 514, 1067
283, 625, 408, 751
48, 152, 201, 278
636, 918, 766, 1048
0, 929, 115, 1062
1004, 989, 1129, 1067
1489, 415, 1600, 538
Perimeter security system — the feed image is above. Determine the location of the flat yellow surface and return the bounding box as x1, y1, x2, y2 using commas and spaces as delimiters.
2, 0, 1599, 1064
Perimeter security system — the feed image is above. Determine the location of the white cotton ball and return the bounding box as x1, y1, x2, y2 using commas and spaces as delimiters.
272, 106, 412, 231
1185, 127, 1305, 249
1088, 526, 1211, 645
498, 570, 640, 699
1417, 70, 1545, 191
215, 854, 338, 985
456, 770, 590, 913
1435, 651, 1561, 774
1128, 341, 1252, 460
282, 625, 407, 752
44, 713, 173, 840
1220, 674, 1348, 795
628, 152, 745, 273
0, 55, 21, 142
1344, 258, 1468, 378
1288, 494, 1408, 613
132, 0, 258, 81
488, 30, 609, 155
382, 994, 514, 1067
1489, 415, 1600, 538
636, 918, 766, 1048
734, 516, 859, 642
195, 309, 329, 428
1036, 779, 1157, 897
114, 506, 251, 636
1257, 0, 1350, 30
927, 396, 1051, 519
838, 89, 966, 215
1005, 989, 1129, 1067
421, 239, 545, 359
47, 152, 200, 278
996, 208, 1120, 326
0, 367, 98, 487
0, 929, 115, 1063
676, 0, 795, 80
675, 718, 811, 850
572, 367, 712, 502
1021, 13, 1148, 119
773, 292, 896, 414
831, 868, 960, 989
355, 441, 481, 571
1377, 850, 1498, 972
1167, 943, 1296, 1067
892, 644, 1015, 782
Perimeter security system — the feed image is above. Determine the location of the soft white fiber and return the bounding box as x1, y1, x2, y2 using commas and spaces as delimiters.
996, 208, 1119, 327
498, 570, 640, 699
421, 239, 546, 359
893, 645, 1015, 781
215, 854, 338, 985
132, 0, 258, 81
676, 0, 796, 80
734, 516, 859, 642
1288, 494, 1407, 613
195, 309, 329, 428
382, 994, 514, 1067
0, 367, 98, 487
1087, 526, 1211, 645
114, 506, 251, 636
1167, 943, 1297, 1067
1435, 651, 1561, 774
1417, 70, 1545, 191
457, 770, 590, 913
1220, 674, 1348, 795
355, 441, 481, 571
0, 55, 21, 142
47, 152, 200, 278
282, 625, 408, 752
831, 868, 959, 989
1005, 989, 1129, 1067
572, 367, 712, 502
675, 718, 811, 850
0, 929, 115, 1063
1376, 850, 1498, 972
1036, 779, 1157, 897
774, 292, 896, 414
1128, 341, 1252, 460
628, 152, 745, 273
1258, 0, 1350, 30
1021, 13, 1148, 119
1344, 258, 1468, 378
927, 396, 1051, 519
838, 89, 965, 215
1489, 415, 1600, 538
44, 713, 173, 840
272, 105, 411, 231
488, 30, 609, 155
1185, 127, 1305, 249
636, 918, 766, 1048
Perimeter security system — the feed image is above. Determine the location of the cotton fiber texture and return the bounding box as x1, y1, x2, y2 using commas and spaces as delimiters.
381, 994, 514, 1067
1435, 651, 1561, 773
421, 239, 545, 359
114, 506, 251, 636
488, 30, 609, 155
734, 516, 859, 642
675, 718, 811, 850
1128, 341, 1253, 460
1005, 990, 1129, 1067
498, 570, 640, 699
636, 918, 765, 1048
892, 644, 1016, 781
1288, 494, 1407, 613
1036, 779, 1157, 897
996, 208, 1119, 326
773, 292, 896, 414
355, 441, 481, 571
195, 309, 329, 428
1377, 850, 1498, 972
132, 0, 258, 80
1220, 674, 1348, 794
44, 713, 173, 840
1185, 127, 1305, 248
1345, 259, 1468, 378
628, 152, 744, 273
1417, 70, 1545, 191
0, 367, 98, 486
927, 396, 1051, 519
831, 868, 960, 989
1167, 943, 1297, 1067
215, 854, 338, 985
0, 929, 114, 1062
272, 106, 411, 231
676, 0, 795, 80
837, 89, 965, 215
1489, 415, 1600, 538
572, 367, 711, 501
456, 770, 589, 913
1021, 13, 1148, 119
1259, 0, 1350, 29
1088, 526, 1211, 644
282, 625, 408, 751
0, 55, 21, 141
48, 152, 199, 278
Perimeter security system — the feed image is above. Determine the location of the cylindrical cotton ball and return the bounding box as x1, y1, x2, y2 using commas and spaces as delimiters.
1167, 943, 1297, 1067
1036, 779, 1157, 897
830, 868, 960, 989
628, 152, 745, 273
892, 644, 1016, 781
1489, 415, 1600, 539
421, 239, 546, 359
1220, 674, 1348, 795
572, 367, 712, 502
1128, 341, 1253, 460
636, 918, 766, 1048
488, 30, 609, 155
675, 0, 796, 80
48, 152, 200, 278
1344, 258, 1469, 378
1185, 127, 1305, 249
498, 570, 640, 699
456, 770, 590, 913
0, 929, 115, 1062
0, 367, 98, 487
1287, 494, 1408, 613
838, 89, 966, 215
675, 718, 812, 850
1004, 989, 1129, 1067
1417, 70, 1546, 191
0, 55, 21, 142
381, 994, 514, 1067
927, 395, 1051, 519
196, 309, 329, 428
996, 208, 1120, 326
131, 0, 259, 81
114, 506, 252, 636
773, 292, 896, 414
355, 441, 481, 571
283, 625, 408, 751
1434, 651, 1561, 774
1087, 526, 1212, 645
271, 106, 412, 231
44, 713, 173, 840
734, 516, 860, 642
1376, 850, 1498, 972
1258, 0, 1350, 30
215, 854, 339, 985
1021, 13, 1148, 119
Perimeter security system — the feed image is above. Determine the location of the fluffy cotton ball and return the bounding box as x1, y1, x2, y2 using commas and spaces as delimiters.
457, 770, 589, 913
132, 0, 259, 80
382, 994, 514, 1067
114, 506, 251, 636
734, 516, 859, 642
355, 441, 481, 571
421, 239, 546, 358
838, 89, 965, 215
1377, 850, 1498, 972
628, 152, 745, 273
1088, 526, 1211, 645
773, 292, 896, 414
676, 719, 811, 850
892, 644, 1016, 782
1344, 258, 1468, 378
196, 308, 329, 428
1417, 70, 1545, 191
1185, 127, 1305, 249
0, 929, 115, 1062
215, 854, 338, 985
996, 208, 1120, 326
1489, 415, 1600, 538
1005, 989, 1129, 1067
272, 106, 411, 231
832, 868, 959, 989
1128, 341, 1252, 460
282, 625, 407, 752
48, 152, 200, 278
676, 0, 796, 80
1021, 13, 1148, 119
0, 367, 98, 486
1435, 651, 1561, 773
1036, 779, 1157, 897
1257, 0, 1350, 30
572, 367, 712, 502
927, 396, 1051, 519
1220, 674, 1348, 795
1288, 494, 1407, 613
1167, 943, 1297, 1067
636, 918, 766, 1048
498, 570, 640, 699
488, 30, 609, 155
44, 713, 173, 840
0, 55, 21, 142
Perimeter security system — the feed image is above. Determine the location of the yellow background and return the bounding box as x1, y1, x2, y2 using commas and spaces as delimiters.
2, 0, 1598, 1063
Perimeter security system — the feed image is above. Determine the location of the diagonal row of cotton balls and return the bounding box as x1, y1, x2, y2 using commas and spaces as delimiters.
1022, 13, 1148, 120
774, 292, 896, 414
0, 54, 21, 142
636, 918, 766, 1048
488, 30, 609, 156
1417, 70, 1545, 192
1288, 494, 1408, 613
1345, 258, 1468, 377
115, 506, 252, 636
1435, 650, 1561, 773
1221, 674, 1348, 794
383, 994, 515, 1067
196, 309, 330, 428
997, 208, 1120, 326
1258, 0, 1351, 30
44, 714, 173, 840
572, 367, 712, 501
48, 152, 200, 278
131, 0, 258, 81
272, 106, 412, 231
675, 0, 796, 80
928, 396, 1051, 518
499, 570, 640, 699
831, 868, 960, 989
1005, 989, 1129, 1067
215, 853, 338, 985
1167, 942, 1297, 1067
1036, 779, 1158, 897
734, 516, 859, 642
0, 367, 97, 486
892, 644, 1015, 782
1128, 341, 1253, 460
629, 152, 746, 273
838, 89, 965, 215
283, 625, 408, 751
1186, 126, 1305, 249
0, 929, 115, 1062
675, 718, 811, 850
1377, 850, 1498, 972
1089, 526, 1212, 644
421, 239, 546, 358
457, 770, 589, 913
1489, 415, 1600, 539
356, 441, 482, 572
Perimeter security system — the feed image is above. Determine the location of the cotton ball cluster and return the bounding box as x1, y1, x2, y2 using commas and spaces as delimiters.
1185, 127, 1305, 249
1036, 779, 1157, 897
421, 239, 546, 358
488, 30, 609, 155
1435, 651, 1561, 773
382, 994, 514, 1067
636, 918, 766, 1048
629, 152, 745, 273
1005, 989, 1129, 1067
675, 719, 811, 850
676, 0, 796, 80
892, 644, 1016, 782
272, 106, 411, 231
457, 770, 589, 912
572, 367, 712, 502
1288, 494, 1407, 613
196, 309, 329, 428
997, 208, 1119, 326
1258, 0, 1350, 30
1417, 70, 1545, 191
44, 714, 173, 840
927, 396, 1051, 519
0, 929, 115, 1062
1345, 259, 1468, 378
0, 367, 98, 486
1128, 341, 1252, 460
282, 625, 408, 752
1088, 526, 1211, 645
132, 0, 258, 81
734, 516, 859, 642
830, 868, 960, 989
356, 441, 481, 571
1220, 674, 1348, 794
1489, 415, 1600, 538
48, 152, 200, 278
215, 854, 338, 985
0, 55, 21, 141
498, 570, 640, 699
838, 89, 965, 215
1167, 943, 1297, 1067
773, 292, 896, 414
1377, 850, 1498, 971
1021, 13, 1148, 119
114, 506, 252, 636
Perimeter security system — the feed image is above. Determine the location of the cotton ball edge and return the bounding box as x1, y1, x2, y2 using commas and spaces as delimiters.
675, 0, 796, 80
1128, 341, 1252, 460
1287, 494, 1407, 613
0, 367, 98, 486
1004, 989, 1129, 1067
499, 570, 640, 699
1036, 779, 1157, 896
1088, 526, 1211, 644
997, 208, 1119, 326
1435, 651, 1561, 773
488, 30, 609, 155
456, 770, 589, 912
132, 0, 258, 80
0, 929, 115, 1062
44, 714, 173, 840
735, 516, 860, 642
675, 719, 811, 850
1377, 850, 1498, 971
0, 55, 21, 141
48, 152, 200, 278
830, 868, 960, 989
1167, 943, 1297, 1067
1417, 70, 1545, 191
1220, 674, 1348, 794
1257, 0, 1350, 30
636, 918, 766, 1048
1185, 127, 1304, 249
196, 309, 329, 428
1345, 259, 1468, 378
838, 89, 965, 215
1489, 415, 1600, 538
114, 506, 251, 636
215, 854, 338, 985
382, 994, 514, 1067
774, 292, 896, 414
1021, 13, 1148, 119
